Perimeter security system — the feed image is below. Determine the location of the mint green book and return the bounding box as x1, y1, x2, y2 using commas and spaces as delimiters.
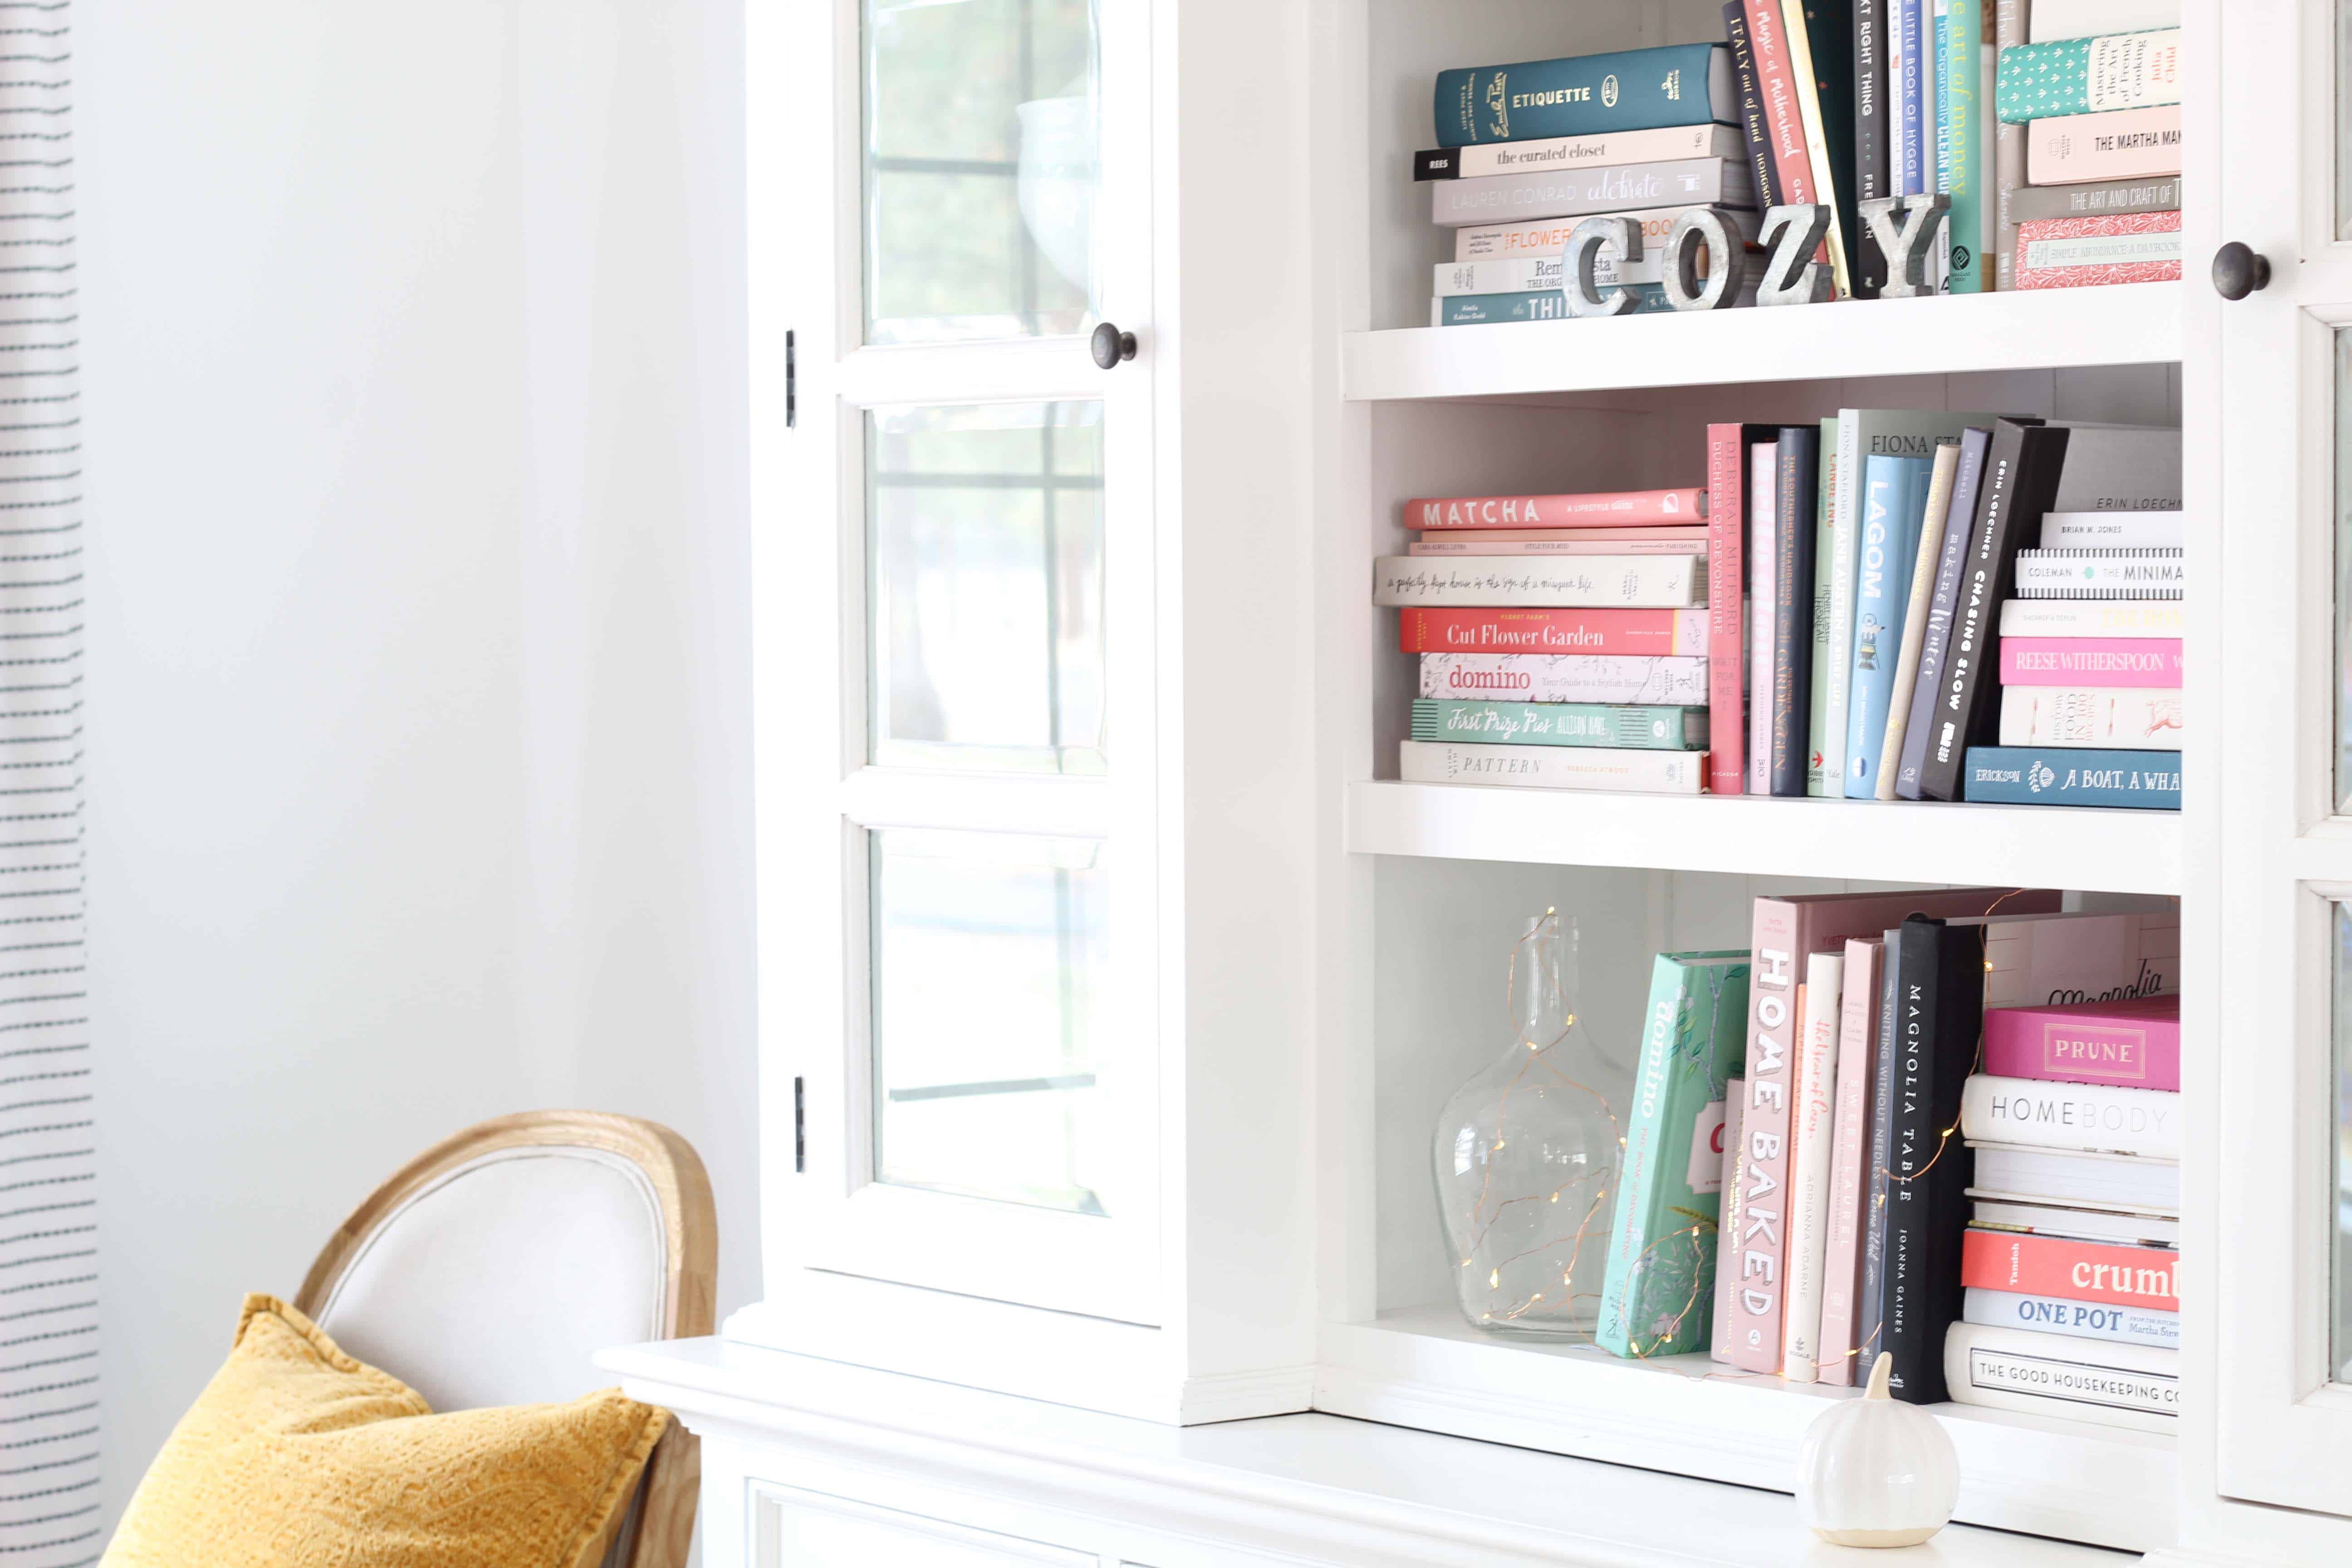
1595, 951, 1750, 1360
1407, 699, 1705, 751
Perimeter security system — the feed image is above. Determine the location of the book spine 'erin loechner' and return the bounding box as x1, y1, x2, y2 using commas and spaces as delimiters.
1706, 423, 1751, 795
1994, 0, 2024, 287
1435, 43, 1735, 148
1998, 686, 2185, 748
2008, 174, 2181, 222
1995, 29, 2182, 122
1998, 598, 2183, 636
1409, 700, 1708, 751
1959, 1074, 2180, 1156
2015, 211, 2184, 288
2027, 104, 2182, 184
1964, 1287, 2180, 1348
1876, 442, 1961, 799
1724, 3, 1785, 210
1851, 0, 1889, 295
1963, 745, 2182, 808
1943, 1322, 2179, 1433
1983, 995, 2180, 1090
1372, 556, 1705, 609
1750, 442, 1779, 795
1712, 1082, 1749, 1357
1807, 422, 1840, 796
1769, 427, 1818, 796
1454, 206, 1765, 262
1396, 608, 1712, 656
1855, 925, 1902, 1375
1782, 953, 1844, 1383
1942, 0, 1983, 291
1960, 1227, 2179, 1308
1431, 161, 1757, 228
1780, 0, 1858, 299
1421, 653, 1711, 706
1917, 419, 2071, 801
1414, 122, 1744, 181
1892, 427, 1990, 798
2001, 637, 2184, 686
1409, 489, 1706, 530
1397, 740, 1710, 794
1815, 937, 1882, 1386
1845, 453, 1930, 799
1880, 917, 1983, 1404
1744, 1, 1815, 209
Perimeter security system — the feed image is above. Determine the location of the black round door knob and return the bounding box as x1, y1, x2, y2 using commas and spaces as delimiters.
1090, 321, 1137, 369
2212, 242, 2272, 301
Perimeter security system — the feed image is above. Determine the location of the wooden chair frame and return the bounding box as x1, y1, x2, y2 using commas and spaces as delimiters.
295, 1110, 718, 1568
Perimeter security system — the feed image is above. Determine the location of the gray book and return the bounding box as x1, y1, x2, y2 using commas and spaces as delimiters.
2049, 424, 2182, 514
1431, 157, 1755, 228
2009, 176, 2181, 223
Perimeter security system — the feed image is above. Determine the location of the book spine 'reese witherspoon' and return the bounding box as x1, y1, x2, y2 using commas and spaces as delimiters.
1963, 745, 2182, 808
1372, 556, 1705, 608
1943, 1322, 2179, 1432
1421, 653, 1710, 706
1397, 740, 1710, 794
1959, 1073, 2180, 1157
1434, 42, 1733, 148
1960, 1227, 2179, 1310
1409, 489, 1707, 530
1705, 422, 1749, 794
2001, 637, 2184, 686
1398, 607, 1711, 656
2028, 104, 2182, 184
1409, 699, 1708, 751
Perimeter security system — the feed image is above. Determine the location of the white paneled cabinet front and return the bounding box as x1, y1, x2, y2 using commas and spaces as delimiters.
755, 1486, 1096, 1568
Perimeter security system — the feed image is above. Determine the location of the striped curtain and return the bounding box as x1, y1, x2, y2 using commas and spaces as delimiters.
0, 2, 92, 1563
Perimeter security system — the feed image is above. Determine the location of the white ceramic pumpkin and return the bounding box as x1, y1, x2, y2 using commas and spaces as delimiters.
1795, 1352, 1961, 1548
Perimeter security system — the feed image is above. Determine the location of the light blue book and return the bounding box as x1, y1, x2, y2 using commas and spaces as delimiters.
1844, 453, 1930, 798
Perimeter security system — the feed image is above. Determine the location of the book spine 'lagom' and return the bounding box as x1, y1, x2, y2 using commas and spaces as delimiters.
1410, 700, 1707, 750
1964, 745, 2181, 808
1435, 44, 1735, 147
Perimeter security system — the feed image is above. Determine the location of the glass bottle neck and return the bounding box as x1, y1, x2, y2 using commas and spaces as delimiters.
1515, 915, 1576, 1048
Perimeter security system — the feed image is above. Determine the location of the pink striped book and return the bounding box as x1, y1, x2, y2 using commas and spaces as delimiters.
1406, 488, 1707, 530
2001, 637, 2184, 688
1814, 937, 1882, 1389
1407, 538, 1706, 557
2015, 211, 2182, 290
1982, 994, 2180, 1093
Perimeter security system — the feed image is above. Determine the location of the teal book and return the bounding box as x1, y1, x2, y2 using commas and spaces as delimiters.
1994, 29, 2180, 123
1941, 0, 1984, 291
1596, 952, 1751, 1360
1435, 43, 1734, 148
1409, 698, 1705, 751
1806, 420, 1841, 796
1843, 452, 1930, 798
1437, 284, 1685, 324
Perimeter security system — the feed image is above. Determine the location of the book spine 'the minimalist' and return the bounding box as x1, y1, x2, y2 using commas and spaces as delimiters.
1997, 686, 2184, 749
2027, 104, 2182, 184
1410, 699, 1707, 750
1398, 739, 1709, 794
1959, 1074, 2180, 1156
1435, 43, 1734, 147
1422, 652, 1710, 706
1706, 423, 1750, 794
1995, 29, 2182, 122
1963, 1287, 2180, 1348
1963, 745, 2182, 808
2014, 547, 2184, 600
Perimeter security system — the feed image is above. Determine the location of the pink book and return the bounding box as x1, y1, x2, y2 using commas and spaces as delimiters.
1710, 1080, 1748, 1357
2001, 637, 2184, 688
1706, 423, 1748, 796
2015, 211, 2182, 290
1982, 994, 2180, 1092
1720, 886, 2062, 1374
1423, 525, 1708, 544
2026, 106, 2182, 186
1405, 488, 1706, 530
1814, 937, 1882, 1389
1407, 538, 1706, 557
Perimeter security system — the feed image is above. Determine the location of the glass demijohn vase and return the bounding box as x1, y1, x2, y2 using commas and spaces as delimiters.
1431, 911, 1622, 1337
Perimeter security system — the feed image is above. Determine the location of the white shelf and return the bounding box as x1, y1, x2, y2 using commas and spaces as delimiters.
1347, 779, 2181, 893
1315, 1307, 2176, 1553
1344, 281, 2182, 402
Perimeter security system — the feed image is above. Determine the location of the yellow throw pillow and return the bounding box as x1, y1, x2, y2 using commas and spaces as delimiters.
103, 1294, 667, 1568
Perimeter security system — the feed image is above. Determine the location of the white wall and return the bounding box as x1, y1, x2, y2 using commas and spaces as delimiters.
75, 0, 754, 1526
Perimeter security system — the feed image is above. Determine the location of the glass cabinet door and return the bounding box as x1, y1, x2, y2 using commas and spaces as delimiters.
755, 0, 1158, 1324
2212, 0, 2352, 1518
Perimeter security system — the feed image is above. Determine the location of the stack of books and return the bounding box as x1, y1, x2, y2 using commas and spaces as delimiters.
1993, 9, 2183, 289
1420, 43, 1763, 322
1378, 487, 1714, 794
1949, 990, 2180, 1431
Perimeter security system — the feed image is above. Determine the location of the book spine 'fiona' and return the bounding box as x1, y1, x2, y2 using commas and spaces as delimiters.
1408, 489, 1706, 530
1705, 423, 1749, 795
1434, 43, 1732, 148
1398, 608, 1711, 657
1963, 745, 2181, 808
1960, 1226, 2178, 1309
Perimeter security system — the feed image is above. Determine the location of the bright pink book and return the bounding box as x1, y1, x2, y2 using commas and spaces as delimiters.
1406, 488, 1706, 530
1705, 424, 1746, 795
2001, 637, 2184, 687
1813, 937, 1882, 1389
1982, 994, 2179, 1092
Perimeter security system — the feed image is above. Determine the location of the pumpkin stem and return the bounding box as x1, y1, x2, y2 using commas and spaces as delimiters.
1864, 1351, 1894, 1400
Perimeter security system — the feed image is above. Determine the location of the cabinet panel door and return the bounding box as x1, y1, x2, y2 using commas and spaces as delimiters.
754, 1483, 1098, 1567
2214, 0, 2352, 1517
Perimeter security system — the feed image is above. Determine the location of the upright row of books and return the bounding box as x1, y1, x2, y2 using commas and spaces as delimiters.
1375, 412, 2182, 808
1420, 0, 2181, 318
1596, 888, 2180, 1434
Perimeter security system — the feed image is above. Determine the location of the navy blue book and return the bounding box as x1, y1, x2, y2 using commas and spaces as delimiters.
1435, 43, 1735, 147
1963, 748, 2183, 809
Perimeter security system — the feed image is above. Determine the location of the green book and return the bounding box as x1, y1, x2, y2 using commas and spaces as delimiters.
1595, 951, 1750, 1360
1942, 0, 1984, 293
1408, 699, 1705, 751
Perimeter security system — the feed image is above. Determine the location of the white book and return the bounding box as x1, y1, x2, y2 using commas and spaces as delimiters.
1968, 1141, 2179, 1209
2042, 509, 2184, 549
1430, 123, 1745, 183
2028, 0, 2182, 44
1963, 1288, 2180, 1349
1398, 740, 1707, 795
1372, 556, 1702, 608
1453, 204, 1764, 263
1418, 653, 1709, 707
1998, 686, 2184, 749
1998, 598, 2185, 637
1959, 1076, 2180, 1159
2014, 547, 2184, 600
1748, 443, 1777, 796
1780, 952, 1844, 1384
1944, 1322, 2178, 1434
1969, 1197, 2179, 1246
1434, 241, 1695, 294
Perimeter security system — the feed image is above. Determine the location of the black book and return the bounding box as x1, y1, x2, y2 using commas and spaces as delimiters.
1878, 916, 1984, 1403
1893, 425, 1993, 800
1853, 928, 1901, 1372
1769, 426, 1819, 796
1850, 0, 1889, 296
1722, 2, 1783, 209
1915, 419, 2072, 802
1788, 0, 1858, 295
